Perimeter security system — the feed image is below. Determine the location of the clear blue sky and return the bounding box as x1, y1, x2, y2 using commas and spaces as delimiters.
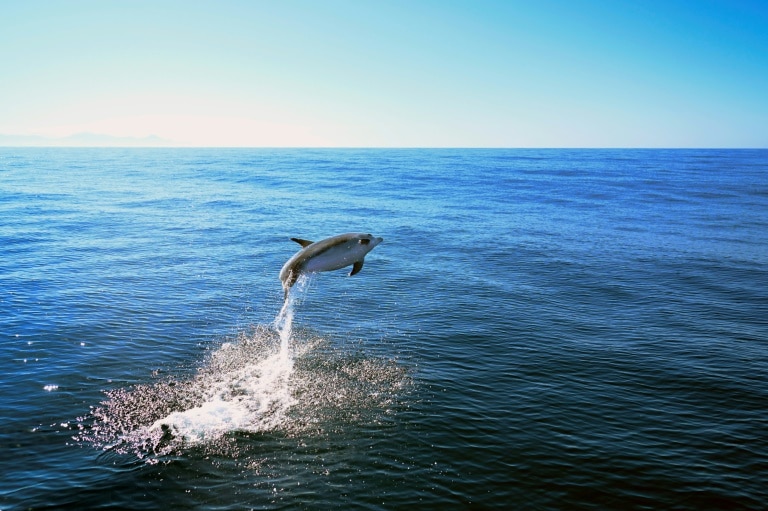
1, 0, 766, 147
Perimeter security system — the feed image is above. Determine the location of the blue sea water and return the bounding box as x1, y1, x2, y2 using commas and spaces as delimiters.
1, 148, 767, 510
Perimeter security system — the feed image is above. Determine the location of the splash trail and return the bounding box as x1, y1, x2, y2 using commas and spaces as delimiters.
77, 275, 407, 460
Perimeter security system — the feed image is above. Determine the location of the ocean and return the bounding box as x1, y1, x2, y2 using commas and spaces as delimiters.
1, 148, 766, 510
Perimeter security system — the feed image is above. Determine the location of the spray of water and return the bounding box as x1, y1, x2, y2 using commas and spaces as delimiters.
273, 273, 306, 358
76, 274, 409, 461
140, 277, 309, 446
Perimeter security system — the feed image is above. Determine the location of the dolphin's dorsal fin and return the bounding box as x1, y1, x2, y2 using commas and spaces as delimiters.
349, 260, 364, 276
290, 238, 314, 248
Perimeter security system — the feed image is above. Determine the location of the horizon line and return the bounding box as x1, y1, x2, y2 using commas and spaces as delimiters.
1, 133, 765, 150
0, 145, 766, 150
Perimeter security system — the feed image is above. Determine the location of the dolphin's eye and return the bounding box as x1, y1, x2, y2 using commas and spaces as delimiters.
359, 239, 370, 245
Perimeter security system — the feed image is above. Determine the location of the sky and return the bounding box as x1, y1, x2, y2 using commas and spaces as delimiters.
1, 0, 767, 147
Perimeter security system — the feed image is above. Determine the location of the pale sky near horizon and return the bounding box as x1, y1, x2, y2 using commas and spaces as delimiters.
1, 0, 767, 147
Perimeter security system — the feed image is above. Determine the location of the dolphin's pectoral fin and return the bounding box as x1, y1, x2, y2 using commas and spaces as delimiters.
290, 238, 314, 248
349, 260, 364, 276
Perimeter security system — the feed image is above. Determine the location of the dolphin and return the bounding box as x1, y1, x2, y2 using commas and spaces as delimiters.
279, 232, 383, 300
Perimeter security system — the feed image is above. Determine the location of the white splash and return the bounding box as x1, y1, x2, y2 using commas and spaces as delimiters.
146, 278, 312, 445
81, 273, 408, 458
148, 348, 294, 443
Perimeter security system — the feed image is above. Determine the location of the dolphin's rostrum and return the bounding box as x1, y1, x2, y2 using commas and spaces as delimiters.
279, 232, 383, 300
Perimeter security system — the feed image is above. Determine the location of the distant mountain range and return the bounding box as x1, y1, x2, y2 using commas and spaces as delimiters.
0, 132, 175, 147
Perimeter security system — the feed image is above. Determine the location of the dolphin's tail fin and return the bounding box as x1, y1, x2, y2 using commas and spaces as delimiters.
282, 270, 299, 303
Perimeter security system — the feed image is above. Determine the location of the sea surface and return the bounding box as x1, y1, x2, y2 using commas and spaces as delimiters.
1, 148, 767, 510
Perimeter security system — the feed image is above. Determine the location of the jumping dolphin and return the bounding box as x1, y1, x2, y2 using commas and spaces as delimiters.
279, 232, 383, 300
